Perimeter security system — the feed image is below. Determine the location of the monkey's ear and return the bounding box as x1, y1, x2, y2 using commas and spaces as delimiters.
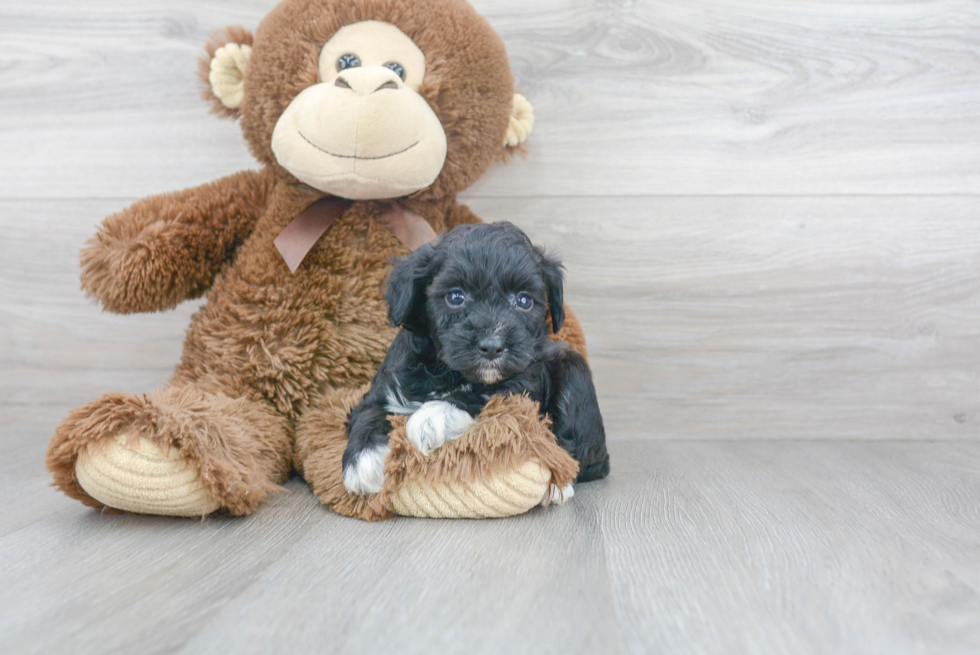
198, 27, 254, 119
503, 94, 535, 149
386, 244, 440, 333
536, 247, 565, 333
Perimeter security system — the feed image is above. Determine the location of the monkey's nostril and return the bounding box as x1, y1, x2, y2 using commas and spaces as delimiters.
376, 80, 399, 92
335, 76, 351, 89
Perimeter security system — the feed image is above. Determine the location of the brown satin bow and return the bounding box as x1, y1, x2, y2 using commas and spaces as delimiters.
273, 197, 439, 274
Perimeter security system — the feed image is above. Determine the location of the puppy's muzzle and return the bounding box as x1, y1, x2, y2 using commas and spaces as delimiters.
478, 335, 505, 361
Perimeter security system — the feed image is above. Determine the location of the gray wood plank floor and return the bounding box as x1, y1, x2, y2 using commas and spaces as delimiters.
2, 0, 979, 653
3, 417, 979, 655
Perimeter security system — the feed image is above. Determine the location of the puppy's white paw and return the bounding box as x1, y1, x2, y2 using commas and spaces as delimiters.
342, 442, 391, 494
406, 401, 475, 456
541, 484, 575, 506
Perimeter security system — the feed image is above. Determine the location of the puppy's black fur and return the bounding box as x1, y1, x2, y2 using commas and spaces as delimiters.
343, 222, 610, 490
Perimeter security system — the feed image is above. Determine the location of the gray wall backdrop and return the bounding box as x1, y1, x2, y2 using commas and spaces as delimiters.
2, 0, 978, 440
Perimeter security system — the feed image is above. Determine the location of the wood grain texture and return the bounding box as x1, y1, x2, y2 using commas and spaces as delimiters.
3, 1, 979, 652
602, 440, 980, 655
2, 0, 979, 198
2, 435, 979, 655
469, 195, 980, 440
4, 196, 977, 439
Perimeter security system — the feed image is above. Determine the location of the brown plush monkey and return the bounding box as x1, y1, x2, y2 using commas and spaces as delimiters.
46, 0, 587, 520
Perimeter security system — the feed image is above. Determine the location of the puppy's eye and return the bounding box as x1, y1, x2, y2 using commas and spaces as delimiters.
446, 290, 466, 307
515, 292, 533, 311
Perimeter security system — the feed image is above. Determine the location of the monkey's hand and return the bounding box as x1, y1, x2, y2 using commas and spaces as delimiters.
80, 169, 274, 313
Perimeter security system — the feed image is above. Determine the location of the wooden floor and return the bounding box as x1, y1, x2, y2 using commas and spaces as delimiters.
3, 423, 980, 655
2, 0, 979, 653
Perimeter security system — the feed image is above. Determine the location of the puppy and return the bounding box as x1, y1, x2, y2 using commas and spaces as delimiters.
342, 222, 610, 501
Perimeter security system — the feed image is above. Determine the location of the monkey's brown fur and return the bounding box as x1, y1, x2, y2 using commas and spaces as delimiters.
46, 0, 586, 519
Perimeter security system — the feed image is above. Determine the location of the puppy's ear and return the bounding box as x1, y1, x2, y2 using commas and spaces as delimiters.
536, 247, 565, 333
386, 244, 439, 333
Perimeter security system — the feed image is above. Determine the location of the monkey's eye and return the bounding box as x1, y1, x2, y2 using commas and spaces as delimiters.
446, 290, 466, 307
514, 292, 534, 311
337, 54, 361, 71
383, 61, 405, 80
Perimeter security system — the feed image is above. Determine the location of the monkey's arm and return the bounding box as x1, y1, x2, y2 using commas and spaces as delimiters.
80, 168, 275, 314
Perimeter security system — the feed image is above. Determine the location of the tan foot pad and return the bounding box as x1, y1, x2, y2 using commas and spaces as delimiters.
75, 434, 220, 516
389, 459, 552, 519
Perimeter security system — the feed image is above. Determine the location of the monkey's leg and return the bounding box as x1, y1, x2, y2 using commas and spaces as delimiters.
46, 383, 290, 517
294, 387, 580, 521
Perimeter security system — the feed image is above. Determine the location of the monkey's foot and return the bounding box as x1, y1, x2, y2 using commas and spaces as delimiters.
76, 433, 220, 517
295, 389, 581, 521
390, 459, 553, 519
47, 387, 291, 516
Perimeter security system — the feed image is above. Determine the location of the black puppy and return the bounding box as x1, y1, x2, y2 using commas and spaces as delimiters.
342, 222, 609, 500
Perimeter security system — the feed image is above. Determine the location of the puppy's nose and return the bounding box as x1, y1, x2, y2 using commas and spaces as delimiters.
478, 336, 505, 360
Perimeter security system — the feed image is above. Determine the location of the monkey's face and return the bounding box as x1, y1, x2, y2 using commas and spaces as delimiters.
271, 21, 448, 200
203, 0, 531, 203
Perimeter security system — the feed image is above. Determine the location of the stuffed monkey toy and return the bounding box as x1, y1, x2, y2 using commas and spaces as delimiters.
46, 0, 588, 520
